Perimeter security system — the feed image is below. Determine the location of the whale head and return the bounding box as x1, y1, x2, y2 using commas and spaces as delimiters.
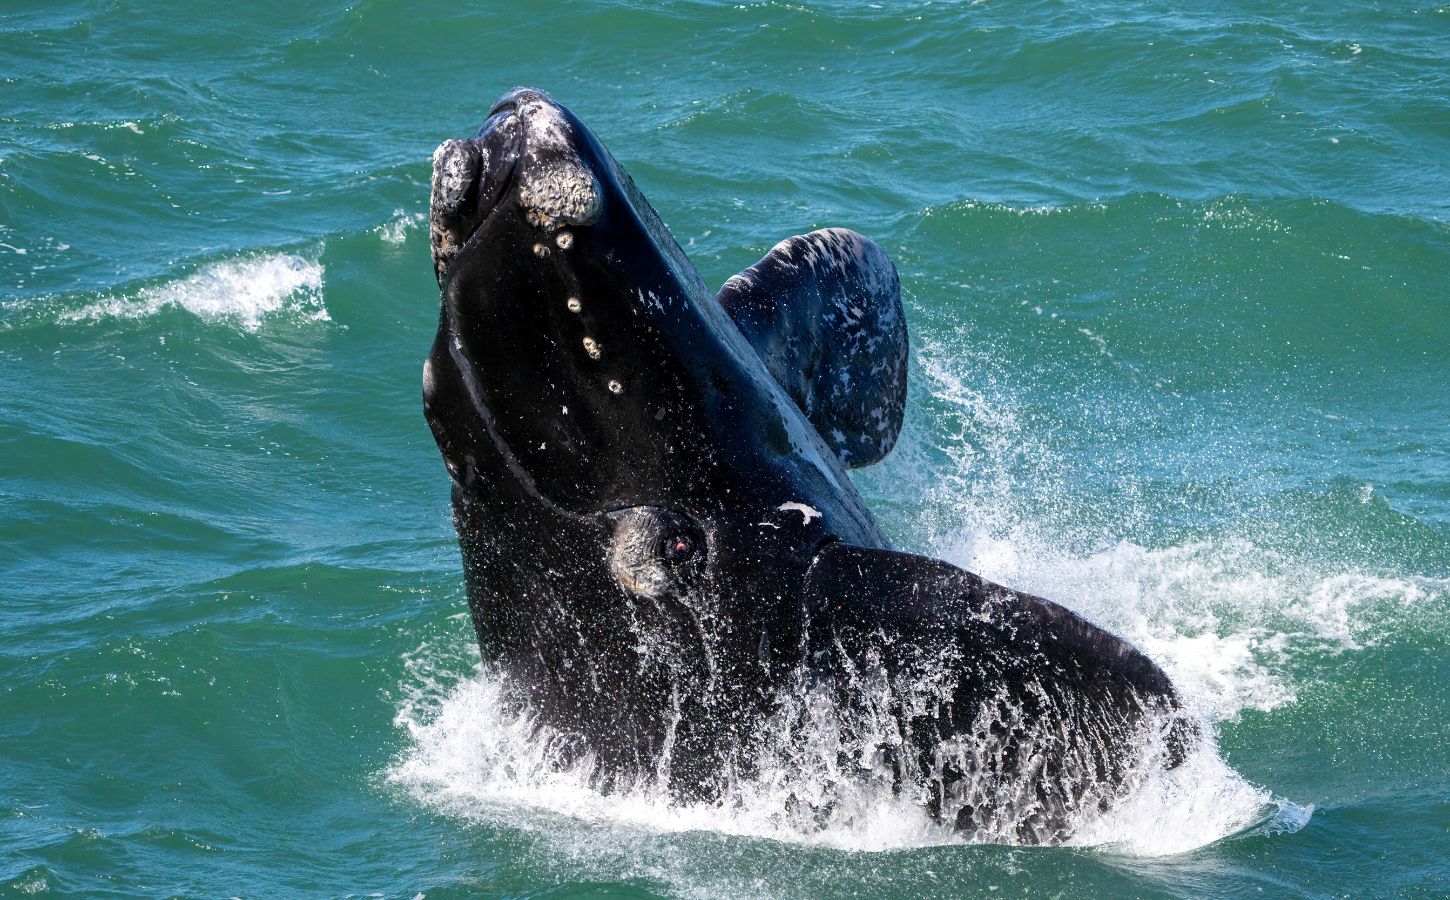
424, 88, 867, 527
421, 90, 885, 788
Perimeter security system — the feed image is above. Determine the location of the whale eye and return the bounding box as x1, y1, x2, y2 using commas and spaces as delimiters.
662, 534, 695, 563
607, 506, 706, 599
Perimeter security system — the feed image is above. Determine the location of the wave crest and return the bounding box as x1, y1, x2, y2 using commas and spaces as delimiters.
60, 251, 326, 330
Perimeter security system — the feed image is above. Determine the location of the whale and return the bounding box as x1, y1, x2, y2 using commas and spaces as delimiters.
422, 87, 1193, 843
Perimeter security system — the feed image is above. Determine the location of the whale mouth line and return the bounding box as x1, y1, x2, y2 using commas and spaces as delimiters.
472, 99, 522, 222
449, 162, 514, 264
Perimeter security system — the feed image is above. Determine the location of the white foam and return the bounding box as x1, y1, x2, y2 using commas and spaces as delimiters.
389, 629, 1284, 861
63, 251, 326, 330
375, 208, 426, 245
389, 657, 959, 854
935, 530, 1307, 721
913, 333, 1442, 724
1065, 742, 1300, 856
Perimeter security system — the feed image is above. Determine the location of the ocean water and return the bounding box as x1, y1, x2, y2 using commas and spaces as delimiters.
3, 1, 1448, 896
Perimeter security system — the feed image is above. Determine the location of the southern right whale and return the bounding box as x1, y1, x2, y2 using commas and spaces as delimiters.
422, 87, 1193, 843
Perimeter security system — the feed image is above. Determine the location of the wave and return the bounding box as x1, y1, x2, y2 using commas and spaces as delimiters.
62, 251, 326, 330
3, 250, 329, 332
372, 207, 427, 246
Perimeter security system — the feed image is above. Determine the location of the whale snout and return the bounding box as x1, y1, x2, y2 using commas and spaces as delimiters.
430, 88, 603, 284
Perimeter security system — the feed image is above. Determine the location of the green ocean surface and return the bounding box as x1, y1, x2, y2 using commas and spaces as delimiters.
3, 1, 1447, 896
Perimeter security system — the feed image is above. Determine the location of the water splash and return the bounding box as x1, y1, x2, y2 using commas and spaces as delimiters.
911, 327, 1444, 724
391, 658, 958, 853
389, 636, 1286, 858
378, 308, 1441, 862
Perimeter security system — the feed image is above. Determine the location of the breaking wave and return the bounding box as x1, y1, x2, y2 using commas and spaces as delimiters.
373, 207, 427, 246
55, 251, 327, 330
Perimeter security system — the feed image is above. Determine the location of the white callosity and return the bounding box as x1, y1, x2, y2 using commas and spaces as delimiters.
428, 137, 484, 279
520, 164, 601, 232
516, 96, 602, 232
431, 139, 476, 211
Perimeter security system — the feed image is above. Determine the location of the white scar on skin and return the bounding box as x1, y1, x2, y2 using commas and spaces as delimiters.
777, 502, 822, 525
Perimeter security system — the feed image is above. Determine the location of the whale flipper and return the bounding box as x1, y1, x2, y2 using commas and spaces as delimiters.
803, 541, 1192, 841
718, 228, 907, 468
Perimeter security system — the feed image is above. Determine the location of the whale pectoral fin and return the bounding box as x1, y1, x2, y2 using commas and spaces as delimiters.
803, 542, 1194, 773
718, 228, 907, 468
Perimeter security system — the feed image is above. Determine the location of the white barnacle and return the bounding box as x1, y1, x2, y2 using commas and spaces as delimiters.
607, 379, 623, 394
532, 242, 550, 258
583, 336, 601, 359
566, 296, 582, 313
555, 230, 573, 250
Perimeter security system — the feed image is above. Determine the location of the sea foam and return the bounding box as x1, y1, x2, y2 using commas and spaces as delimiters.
62, 251, 326, 330
374, 208, 426, 246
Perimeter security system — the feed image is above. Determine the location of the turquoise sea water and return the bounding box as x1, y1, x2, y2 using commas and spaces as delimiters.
3, 1, 1448, 896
